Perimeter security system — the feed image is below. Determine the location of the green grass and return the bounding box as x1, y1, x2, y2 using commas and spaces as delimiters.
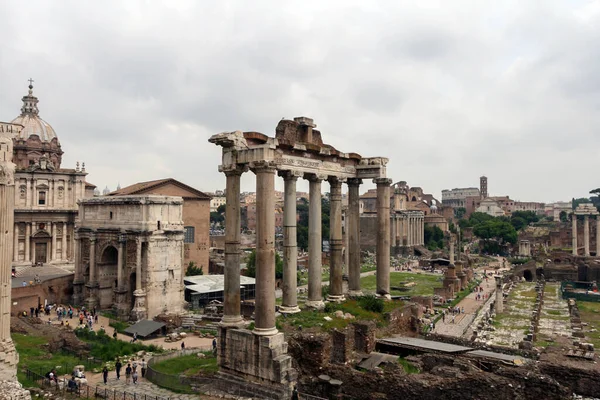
151, 353, 217, 376
398, 357, 419, 374
280, 298, 400, 332
577, 301, 600, 348
109, 320, 129, 334
360, 272, 441, 297
75, 328, 162, 361
13, 333, 84, 386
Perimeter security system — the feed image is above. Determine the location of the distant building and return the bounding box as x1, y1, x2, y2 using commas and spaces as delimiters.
109, 178, 211, 273
475, 198, 506, 217
210, 193, 226, 212
441, 187, 481, 208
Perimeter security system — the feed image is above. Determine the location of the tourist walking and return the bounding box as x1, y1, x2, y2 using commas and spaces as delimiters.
132, 369, 139, 385
181, 341, 185, 350
102, 366, 108, 384
115, 359, 122, 380
125, 364, 132, 384
141, 358, 147, 378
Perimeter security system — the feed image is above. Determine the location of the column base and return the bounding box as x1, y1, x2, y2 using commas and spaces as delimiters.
278, 305, 301, 314
347, 290, 364, 298
253, 326, 279, 336
130, 289, 147, 322
220, 315, 246, 328
326, 294, 345, 303
376, 293, 392, 301
304, 300, 325, 310
84, 282, 99, 310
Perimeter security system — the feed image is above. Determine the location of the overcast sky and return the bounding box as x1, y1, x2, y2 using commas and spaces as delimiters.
1, 1, 598, 202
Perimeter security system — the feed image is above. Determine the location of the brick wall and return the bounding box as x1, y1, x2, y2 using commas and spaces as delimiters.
11, 274, 74, 315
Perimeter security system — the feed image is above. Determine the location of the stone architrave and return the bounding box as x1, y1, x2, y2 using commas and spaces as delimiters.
279, 170, 302, 314
221, 166, 246, 326
251, 161, 278, 336
0, 123, 19, 380
306, 174, 326, 309
374, 178, 392, 298
347, 178, 362, 296
328, 177, 344, 302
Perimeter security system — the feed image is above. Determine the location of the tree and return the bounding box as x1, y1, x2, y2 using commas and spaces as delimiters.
424, 225, 444, 250
559, 211, 568, 222
210, 211, 224, 224
216, 204, 226, 214
295, 197, 330, 251
510, 216, 527, 231
245, 249, 284, 279
185, 261, 204, 276
473, 219, 517, 245
454, 207, 466, 220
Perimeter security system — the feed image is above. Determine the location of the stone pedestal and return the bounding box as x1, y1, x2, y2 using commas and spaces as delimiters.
112, 287, 129, 320
443, 264, 459, 297
130, 289, 147, 322
218, 328, 296, 398
455, 261, 467, 290
85, 283, 99, 310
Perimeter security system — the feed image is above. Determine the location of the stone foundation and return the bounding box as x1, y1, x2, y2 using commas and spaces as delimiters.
0, 380, 30, 400
218, 328, 296, 398
0, 340, 18, 381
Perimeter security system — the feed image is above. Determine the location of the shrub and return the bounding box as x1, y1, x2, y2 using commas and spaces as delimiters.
357, 295, 384, 313
74, 328, 162, 361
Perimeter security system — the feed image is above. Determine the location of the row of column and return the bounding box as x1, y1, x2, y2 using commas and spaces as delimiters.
12, 221, 70, 263
221, 163, 392, 335
391, 213, 424, 247
572, 215, 600, 257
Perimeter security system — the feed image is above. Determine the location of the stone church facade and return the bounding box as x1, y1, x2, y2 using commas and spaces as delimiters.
73, 195, 185, 321
8, 83, 95, 269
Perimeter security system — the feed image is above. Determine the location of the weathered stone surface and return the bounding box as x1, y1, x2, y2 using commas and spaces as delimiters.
0, 380, 30, 400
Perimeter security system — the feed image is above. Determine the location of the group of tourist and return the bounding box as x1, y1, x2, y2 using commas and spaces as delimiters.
441, 306, 465, 324
112, 357, 147, 385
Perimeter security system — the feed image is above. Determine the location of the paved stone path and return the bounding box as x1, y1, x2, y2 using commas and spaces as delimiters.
86, 378, 201, 400
433, 258, 506, 337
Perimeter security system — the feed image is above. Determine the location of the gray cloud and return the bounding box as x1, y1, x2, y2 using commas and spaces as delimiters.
1, 0, 599, 201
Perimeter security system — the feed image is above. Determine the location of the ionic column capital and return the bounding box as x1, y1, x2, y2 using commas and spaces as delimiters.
373, 178, 392, 186
347, 178, 362, 187
278, 170, 303, 181
306, 173, 327, 182
221, 164, 248, 176
249, 160, 278, 173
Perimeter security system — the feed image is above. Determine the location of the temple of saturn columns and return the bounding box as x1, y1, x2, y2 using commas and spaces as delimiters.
572, 203, 599, 257
0, 122, 20, 381
209, 117, 390, 395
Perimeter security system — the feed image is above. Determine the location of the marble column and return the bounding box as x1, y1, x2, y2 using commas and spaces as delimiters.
117, 237, 124, 289
113, 234, 128, 318
375, 178, 392, 298
391, 213, 397, 249
347, 178, 362, 296
328, 177, 344, 302
13, 224, 19, 262
280, 170, 301, 314
25, 223, 30, 262
72, 232, 84, 305
222, 166, 245, 326
449, 239, 455, 265
86, 234, 99, 310
572, 215, 578, 256
584, 215, 590, 257
51, 222, 57, 261
495, 277, 503, 313
131, 237, 147, 321
0, 130, 18, 380
62, 222, 67, 260
597, 217, 600, 257
252, 161, 277, 336
306, 174, 325, 309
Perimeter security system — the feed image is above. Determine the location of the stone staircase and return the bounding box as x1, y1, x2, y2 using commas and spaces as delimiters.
15, 264, 72, 278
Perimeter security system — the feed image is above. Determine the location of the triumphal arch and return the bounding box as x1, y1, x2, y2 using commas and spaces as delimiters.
209, 117, 390, 397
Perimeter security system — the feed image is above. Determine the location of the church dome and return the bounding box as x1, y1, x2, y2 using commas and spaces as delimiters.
11, 83, 59, 143
10, 81, 63, 170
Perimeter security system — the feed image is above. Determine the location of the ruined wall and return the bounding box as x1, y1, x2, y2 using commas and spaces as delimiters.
11, 274, 74, 315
